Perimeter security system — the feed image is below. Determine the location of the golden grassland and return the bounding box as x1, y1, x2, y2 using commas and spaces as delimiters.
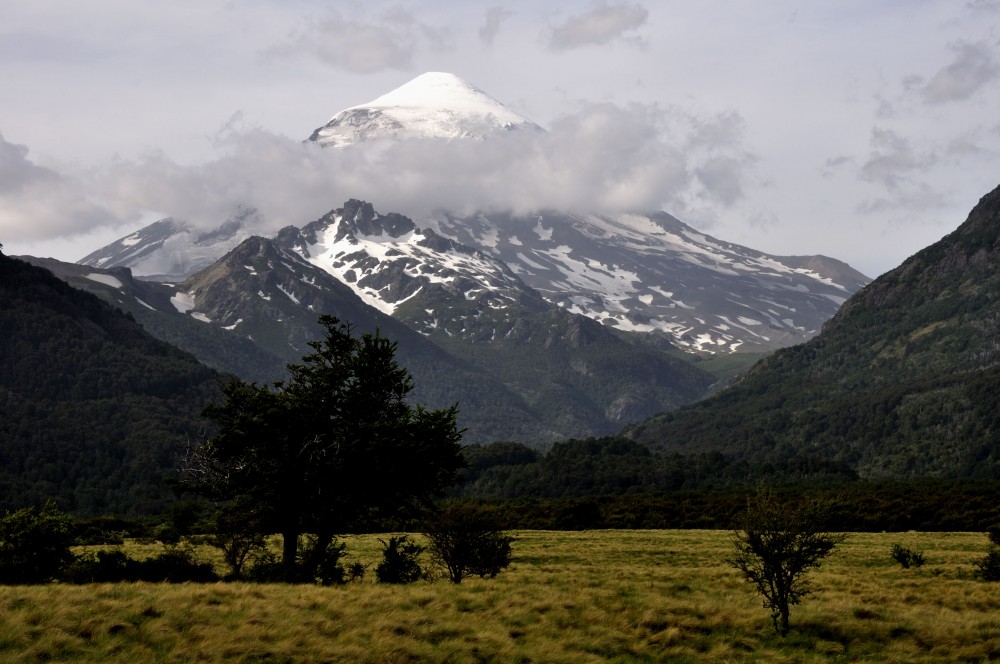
1, 530, 998, 662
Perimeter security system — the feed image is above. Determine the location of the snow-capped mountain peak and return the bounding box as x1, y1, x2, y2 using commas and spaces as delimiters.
285, 200, 547, 324
308, 72, 542, 148
425, 209, 871, 353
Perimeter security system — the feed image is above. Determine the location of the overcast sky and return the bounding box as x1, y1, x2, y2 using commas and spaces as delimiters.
3, 1, 1000, 278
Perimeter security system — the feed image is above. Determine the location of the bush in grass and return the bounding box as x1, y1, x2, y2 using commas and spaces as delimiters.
975, 550, 1000, 581
347, 561, 367, 582
63, 548, 217, 583
891, 543, 925, 569
245, 551, 285, 583
987, 525, 1000, 547
376, 536, 424, 584
245, 536, 349, 584
211, 502, 268, 580
139, 549, 218, 582
426, 503, 513, 584
63, 550, 137, 583
0, 502, 76, 584
300, 535, 349, 585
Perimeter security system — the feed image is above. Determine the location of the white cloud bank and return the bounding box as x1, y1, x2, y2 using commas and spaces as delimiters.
0, 103, 755, 251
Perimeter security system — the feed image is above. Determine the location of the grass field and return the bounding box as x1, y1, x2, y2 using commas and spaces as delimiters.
1, 530, 998, 662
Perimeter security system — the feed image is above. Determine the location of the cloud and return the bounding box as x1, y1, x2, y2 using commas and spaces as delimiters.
270, 10, 443, 73
3, 101, 757, 253
919, 40, 1000, 104
858, 128, 936, 191
0, 132, 119, 243
479, 7, 513, 45
967, 0, 1000, 11
820, 155, 854, 178
548, 1, 648, 51
856, 183, 948, 215
854, 128, 950, 214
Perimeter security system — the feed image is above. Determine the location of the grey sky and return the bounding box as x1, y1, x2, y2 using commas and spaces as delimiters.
3, 1, 1000, 278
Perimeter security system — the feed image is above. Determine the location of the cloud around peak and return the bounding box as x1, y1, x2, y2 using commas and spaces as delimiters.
0, 102, 756, 249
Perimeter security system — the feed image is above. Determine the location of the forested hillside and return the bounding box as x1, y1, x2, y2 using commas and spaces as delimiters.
627, 184, 1000, 481
0, 249, 220, 515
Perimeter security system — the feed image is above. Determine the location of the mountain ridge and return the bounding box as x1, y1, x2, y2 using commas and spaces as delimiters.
626, 183, 1000, 481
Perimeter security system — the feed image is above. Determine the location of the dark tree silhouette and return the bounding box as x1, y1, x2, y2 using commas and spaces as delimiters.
182, 316, 464, 581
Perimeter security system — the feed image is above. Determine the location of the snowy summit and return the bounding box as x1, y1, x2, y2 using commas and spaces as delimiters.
308, 72, 542, 148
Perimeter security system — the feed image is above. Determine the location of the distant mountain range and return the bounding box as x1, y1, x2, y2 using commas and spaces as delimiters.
59, 73, 867, 445
37, 214, 717, 444
626, 183, 1000, 481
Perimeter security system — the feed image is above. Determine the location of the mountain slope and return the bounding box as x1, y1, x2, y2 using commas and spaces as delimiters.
0, 250, 220, 515
21, 256, 286, 383
79, 208, 266, 281
282, 199, 550, 336
427, 209, 869, 352
176, 232, 717, 442
626, 183, 1000, 480
308, 72, 542, 148
49, 208, 722, 444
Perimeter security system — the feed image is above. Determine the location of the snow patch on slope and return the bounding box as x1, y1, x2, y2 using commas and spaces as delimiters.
85, 273, 122, 289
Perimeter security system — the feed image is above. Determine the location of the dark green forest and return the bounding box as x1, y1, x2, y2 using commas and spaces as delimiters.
0, 251, 220, 515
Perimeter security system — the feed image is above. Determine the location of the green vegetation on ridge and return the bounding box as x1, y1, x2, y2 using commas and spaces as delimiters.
627, 183, 1000, 482
0, 251, 220, 516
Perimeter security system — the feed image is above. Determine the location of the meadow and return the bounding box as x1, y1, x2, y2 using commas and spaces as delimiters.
1, 530, 998, 662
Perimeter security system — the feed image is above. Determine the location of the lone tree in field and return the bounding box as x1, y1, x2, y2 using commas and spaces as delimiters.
728, 487, 845, 636
182, 315, 465, 582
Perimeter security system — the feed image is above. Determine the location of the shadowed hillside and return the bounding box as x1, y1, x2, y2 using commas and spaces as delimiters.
0, 250, 220, 515
627, 184, 1000, 481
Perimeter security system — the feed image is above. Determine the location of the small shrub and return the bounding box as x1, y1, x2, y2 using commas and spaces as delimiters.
245, 551, 285, 583
211, 505, 267, 579
975, 550, 1000, 581
63, 548, 217, 583
891, 543, 925, 569
62, 550, 137, 583
0, 502, 76, 584
426, 503, 513, 584
138, 549, 218, 583
301, 535, 348, 585
375, 536, 424, 584
347, 561, 367, 582
152, 524, 181, 546
987, 525, 1000, 547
